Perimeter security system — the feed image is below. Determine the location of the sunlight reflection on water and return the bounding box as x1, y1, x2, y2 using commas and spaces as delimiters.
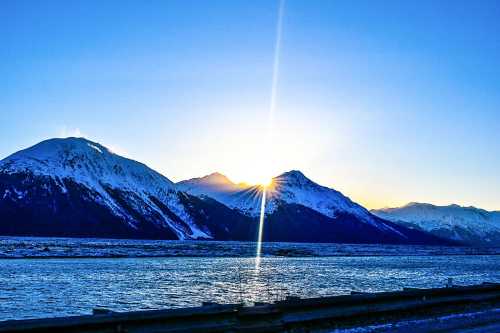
1, 255, 499, 321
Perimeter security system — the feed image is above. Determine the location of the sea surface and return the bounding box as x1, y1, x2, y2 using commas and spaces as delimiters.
0, 237, 499, 321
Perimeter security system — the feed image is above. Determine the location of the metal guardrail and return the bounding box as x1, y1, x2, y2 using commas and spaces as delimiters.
1, 282, 499, 332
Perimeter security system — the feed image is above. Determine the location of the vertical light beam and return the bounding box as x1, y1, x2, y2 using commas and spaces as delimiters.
255, 187, 267, 267
255, 0, 285, 269
267, 0, 285, 135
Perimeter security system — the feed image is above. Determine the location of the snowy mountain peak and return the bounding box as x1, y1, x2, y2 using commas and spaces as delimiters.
200, 172, 235, 185
397, 202, 491, 216
177, 172, 248, 203
274, 170, 312, 187
404, 202, 424, 208
3, 137, 112, 161
0, 137, 174, 192
267, 170, 381, 224
277, 170, 306, 178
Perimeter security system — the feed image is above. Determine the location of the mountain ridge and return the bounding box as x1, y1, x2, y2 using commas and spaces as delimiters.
0, 137, 458, 245
181, 169, 384, 227
372, 202, 500, 245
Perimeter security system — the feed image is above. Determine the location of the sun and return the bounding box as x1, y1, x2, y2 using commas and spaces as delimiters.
257, 176, 273, 187
229, 170, 274, 188
235, 167, 274, 187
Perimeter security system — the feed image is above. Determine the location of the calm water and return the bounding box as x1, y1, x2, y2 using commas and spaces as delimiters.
1, 254, 499, 321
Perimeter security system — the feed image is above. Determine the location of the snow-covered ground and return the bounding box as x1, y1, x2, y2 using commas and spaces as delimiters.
328, 308, 500, 333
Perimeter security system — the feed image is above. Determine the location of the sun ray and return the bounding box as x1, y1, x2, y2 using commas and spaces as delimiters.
255, 0, 285, 269
255, 187, 267, 267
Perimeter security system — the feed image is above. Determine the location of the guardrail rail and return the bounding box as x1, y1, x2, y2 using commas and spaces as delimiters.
1, 282, 499, 333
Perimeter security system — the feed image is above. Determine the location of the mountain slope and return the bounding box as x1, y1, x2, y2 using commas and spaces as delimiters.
372, 203, 500, 245
0, 138, 212, 240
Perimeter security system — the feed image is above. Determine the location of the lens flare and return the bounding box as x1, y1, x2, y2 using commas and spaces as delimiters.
255, 0, 285, 269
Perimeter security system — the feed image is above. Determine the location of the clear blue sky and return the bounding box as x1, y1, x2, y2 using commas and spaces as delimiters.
2, 0, 500, 210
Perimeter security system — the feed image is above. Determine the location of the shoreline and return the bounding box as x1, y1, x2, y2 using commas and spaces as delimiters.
2, 252, 500, 260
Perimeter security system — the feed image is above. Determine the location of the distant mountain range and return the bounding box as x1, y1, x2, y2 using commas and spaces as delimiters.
372, 203, 500, 245
0, 137, 482, 245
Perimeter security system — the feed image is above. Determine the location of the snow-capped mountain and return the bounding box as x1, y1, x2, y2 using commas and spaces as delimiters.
0, 138, 216, 240
0, 137, 456, 245
178, 171, 454, 244
372, 203, 500, 245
